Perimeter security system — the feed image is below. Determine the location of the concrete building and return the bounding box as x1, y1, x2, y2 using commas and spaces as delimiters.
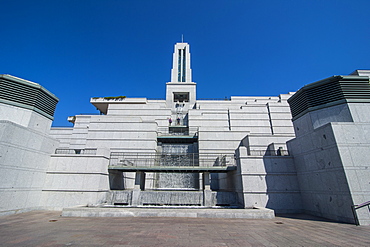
0, 42, 369, 225
287, 70, 370, 225
0, 74, 59, 214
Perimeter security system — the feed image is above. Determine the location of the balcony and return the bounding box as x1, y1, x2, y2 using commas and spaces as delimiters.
108, 152, 236, 173
157, 126, 198, 137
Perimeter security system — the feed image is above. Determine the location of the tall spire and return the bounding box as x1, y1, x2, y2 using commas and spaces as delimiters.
166, 42, 196, 108
170, 42, 192, 83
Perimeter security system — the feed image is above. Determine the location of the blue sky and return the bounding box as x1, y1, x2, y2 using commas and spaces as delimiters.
1, 0, 370, 126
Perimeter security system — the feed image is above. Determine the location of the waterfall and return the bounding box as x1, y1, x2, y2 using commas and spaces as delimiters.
155, 144, 199, 190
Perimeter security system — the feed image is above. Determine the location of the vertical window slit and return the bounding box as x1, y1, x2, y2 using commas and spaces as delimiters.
178, 49, 182, 82
182, 48, 186, 82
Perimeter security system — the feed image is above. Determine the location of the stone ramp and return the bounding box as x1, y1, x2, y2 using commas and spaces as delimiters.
62, 206, 275, 219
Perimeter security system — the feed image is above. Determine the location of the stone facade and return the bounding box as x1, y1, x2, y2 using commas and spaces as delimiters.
287, 72, 370, 225
0, 44, 369, 225
45, 43, 297, 212
0, 75, 59, 215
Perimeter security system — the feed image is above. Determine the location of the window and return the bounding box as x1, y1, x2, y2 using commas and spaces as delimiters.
174, 92, 189, 102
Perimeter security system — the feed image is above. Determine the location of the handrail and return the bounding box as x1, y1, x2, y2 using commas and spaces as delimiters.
248, 149, 290, 156
55, 148, 97, 155
109, 152, 236, 169
351, 201, 370, 225
157, 126, 198, 137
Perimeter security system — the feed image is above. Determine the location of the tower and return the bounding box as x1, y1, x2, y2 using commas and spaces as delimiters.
170, 42, 192, 83
166, 42, 197, 124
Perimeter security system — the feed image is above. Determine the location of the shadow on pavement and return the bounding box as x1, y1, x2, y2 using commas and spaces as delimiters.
275, 213, 353, 224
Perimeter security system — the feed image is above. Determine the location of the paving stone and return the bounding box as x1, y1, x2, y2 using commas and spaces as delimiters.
0, 211, 369, 246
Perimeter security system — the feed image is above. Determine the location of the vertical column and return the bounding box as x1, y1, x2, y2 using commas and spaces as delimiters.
131, 171, 146, 206
203, 172, 211, 191
203, 172, 212, 207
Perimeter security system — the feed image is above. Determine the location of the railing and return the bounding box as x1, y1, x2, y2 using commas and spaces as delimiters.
351, 201, 370, 225
55, 148, 97, 155
109, 152, 235, 168
248, 149, 290, 156
157, 126, 198, 137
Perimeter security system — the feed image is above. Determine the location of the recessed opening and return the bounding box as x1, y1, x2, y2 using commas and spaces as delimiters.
174, 92, 189, 102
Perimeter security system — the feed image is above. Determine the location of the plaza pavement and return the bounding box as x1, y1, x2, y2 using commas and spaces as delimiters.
0, 210, 369, 246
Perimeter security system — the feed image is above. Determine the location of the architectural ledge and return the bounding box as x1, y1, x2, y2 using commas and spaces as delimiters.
91, 97, 147, 103
90, 97, 147, 114
166, 82, 196, 85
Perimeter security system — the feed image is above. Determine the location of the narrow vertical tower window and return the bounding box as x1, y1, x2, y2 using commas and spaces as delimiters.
182, 48, 186, 82
177, 48, 187, 82
178, 49, 182, 82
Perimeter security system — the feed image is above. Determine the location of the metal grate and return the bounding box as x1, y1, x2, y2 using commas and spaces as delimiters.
288, 76, 370, 120
0, 75, 59, 119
